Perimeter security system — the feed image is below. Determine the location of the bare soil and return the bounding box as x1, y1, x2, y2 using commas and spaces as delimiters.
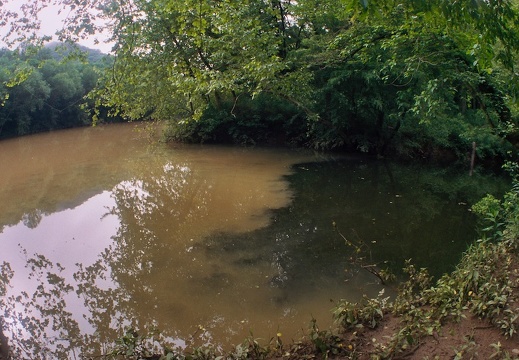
274, 313, 519, 359
276, 252, 519, 360
350, 311, 519, 359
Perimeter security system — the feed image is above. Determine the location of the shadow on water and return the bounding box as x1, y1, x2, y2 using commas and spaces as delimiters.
204, 157, 509, 288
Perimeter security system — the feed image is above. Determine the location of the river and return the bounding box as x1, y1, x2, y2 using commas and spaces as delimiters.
0, 123, 508, 359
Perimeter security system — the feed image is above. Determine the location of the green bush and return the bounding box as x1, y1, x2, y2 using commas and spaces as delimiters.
164, 93, 308, 146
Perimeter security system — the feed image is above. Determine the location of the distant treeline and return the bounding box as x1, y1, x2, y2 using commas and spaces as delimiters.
0, 43, 119, 139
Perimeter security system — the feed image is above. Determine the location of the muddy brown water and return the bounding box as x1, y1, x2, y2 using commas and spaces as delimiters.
0, 123, 506, 359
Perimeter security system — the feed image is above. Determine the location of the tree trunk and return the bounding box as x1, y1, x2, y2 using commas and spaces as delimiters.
0, 317, 9, 360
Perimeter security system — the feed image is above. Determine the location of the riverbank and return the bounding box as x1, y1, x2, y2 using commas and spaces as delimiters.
273, 239, 519, 359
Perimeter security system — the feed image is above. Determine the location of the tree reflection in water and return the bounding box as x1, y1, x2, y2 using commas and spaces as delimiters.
0, 159, 215, 358
1, 255, 81, 359
0, 151, 312, 359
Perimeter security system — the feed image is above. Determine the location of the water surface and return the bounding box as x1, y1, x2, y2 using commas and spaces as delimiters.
0, 123, 507, 359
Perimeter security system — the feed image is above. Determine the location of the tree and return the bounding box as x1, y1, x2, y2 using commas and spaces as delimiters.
0, 65, 51, 136
2, 0, 519, 160
0, 46, 111, 138
87, 0, 296, 123
287, 0, 519, 157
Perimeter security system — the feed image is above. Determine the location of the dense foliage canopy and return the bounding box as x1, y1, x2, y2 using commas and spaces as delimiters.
0, 44, 115, 138
1, 0, 519, 162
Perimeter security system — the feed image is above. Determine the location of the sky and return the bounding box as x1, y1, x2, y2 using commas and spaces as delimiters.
1, 2, 113, 53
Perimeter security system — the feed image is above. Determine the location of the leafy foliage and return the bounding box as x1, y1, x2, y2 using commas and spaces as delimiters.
0, 45, 114, 138
3, 0, 518, 161
333, 290, 389, 330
